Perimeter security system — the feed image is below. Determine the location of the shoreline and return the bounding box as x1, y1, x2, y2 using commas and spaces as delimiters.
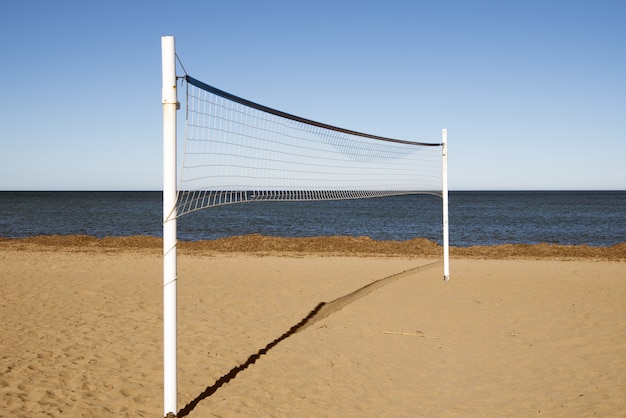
1, 233, 625, 260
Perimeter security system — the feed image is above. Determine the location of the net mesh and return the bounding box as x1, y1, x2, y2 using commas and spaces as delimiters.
176, 76, 443, 218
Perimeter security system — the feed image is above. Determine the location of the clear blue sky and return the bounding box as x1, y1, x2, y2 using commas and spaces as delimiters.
1, 0, 624, 190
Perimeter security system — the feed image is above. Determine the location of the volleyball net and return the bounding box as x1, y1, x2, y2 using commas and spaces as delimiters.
175, 75, 445, 217
161, 36, 448, 418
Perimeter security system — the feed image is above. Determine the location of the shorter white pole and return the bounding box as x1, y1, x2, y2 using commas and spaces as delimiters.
442, 129, 450, 281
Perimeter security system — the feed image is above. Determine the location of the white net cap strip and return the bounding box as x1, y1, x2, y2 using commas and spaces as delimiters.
176, 76, 443, 218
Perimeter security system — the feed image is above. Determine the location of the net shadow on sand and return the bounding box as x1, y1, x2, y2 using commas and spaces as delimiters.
176, 260, 442, 417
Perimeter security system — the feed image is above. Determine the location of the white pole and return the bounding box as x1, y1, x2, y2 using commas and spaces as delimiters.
441, 128, 450, 281
162, 35, 178, 417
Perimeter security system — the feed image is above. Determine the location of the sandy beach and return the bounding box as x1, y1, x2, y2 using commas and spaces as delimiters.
1, 236, 625, 417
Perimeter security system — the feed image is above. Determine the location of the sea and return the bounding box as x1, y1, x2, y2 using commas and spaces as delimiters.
0, 191, 624, 247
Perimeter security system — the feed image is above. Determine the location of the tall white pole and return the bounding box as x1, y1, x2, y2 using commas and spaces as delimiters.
162, 35, 178, 417
442, 128, 450, 281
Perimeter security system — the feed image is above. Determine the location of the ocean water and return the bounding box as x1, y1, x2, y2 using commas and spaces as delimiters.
0, 191, 624, 247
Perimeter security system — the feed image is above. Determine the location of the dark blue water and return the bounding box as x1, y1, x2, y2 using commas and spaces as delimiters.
0, 191, 624, 247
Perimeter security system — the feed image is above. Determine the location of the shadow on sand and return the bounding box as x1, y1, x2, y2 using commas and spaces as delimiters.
175, 260, 442, 417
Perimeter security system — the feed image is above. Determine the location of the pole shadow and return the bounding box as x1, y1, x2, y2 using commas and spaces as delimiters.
175, 260, 442, 417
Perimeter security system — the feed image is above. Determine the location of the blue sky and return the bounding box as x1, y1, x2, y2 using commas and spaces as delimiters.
1, 0, 624, 190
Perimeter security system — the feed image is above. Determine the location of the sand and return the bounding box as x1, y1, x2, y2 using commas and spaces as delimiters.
1, 236, 625, 417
